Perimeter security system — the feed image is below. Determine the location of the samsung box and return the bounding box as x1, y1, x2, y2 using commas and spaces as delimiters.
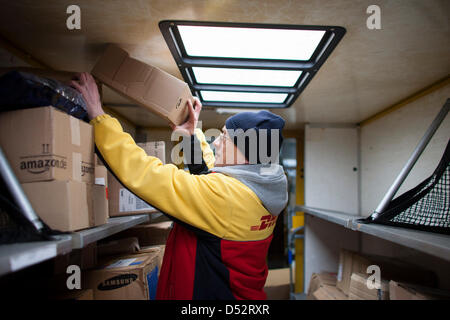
0, 106, 94, 183
84, 253, 160, 300
92, 44, 191, 125
138, 245, 165, 276
21, 180, 90, 231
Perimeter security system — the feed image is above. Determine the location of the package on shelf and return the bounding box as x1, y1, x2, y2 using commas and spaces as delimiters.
348, 272, 389, 300
264, 268, 291, 300
108, 171, 158, 217
112, 221, 173, 247
307, 272, 338, 300
312, 284, 348, 300
21, 180, 91, 232
137, 141, 166, 164
91, 183, 109, 227
389, 281, 450, 300
0, 106, 94, 183
92, 44, 191, 126
337, 249, 437, 295
98, 237, 141, 258
84, 252, 160, 300
138, 245, 166, 276
107, 142, 164, 217
94, 165, 108, 187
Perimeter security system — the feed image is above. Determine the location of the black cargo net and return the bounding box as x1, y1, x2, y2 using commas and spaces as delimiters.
363, 139, 450, 235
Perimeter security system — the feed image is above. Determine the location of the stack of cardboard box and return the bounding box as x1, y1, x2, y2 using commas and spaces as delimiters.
0, 106, 107, 231
308, 249, 443, 300
307, 272, 347, 300
88, 235, 165, 299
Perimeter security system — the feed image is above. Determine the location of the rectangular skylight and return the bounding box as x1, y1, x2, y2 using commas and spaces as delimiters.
192, 67, 302, 87
200, 91, 288, 104
178, 25, 326, 61
160, 21, 346, 108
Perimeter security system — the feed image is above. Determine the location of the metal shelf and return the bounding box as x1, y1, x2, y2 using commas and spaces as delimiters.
0, 235, 72, 277
299, 205, 450, 262
70, 214, 150, 249
0, 214, 151, 277
296, 205, 356, 228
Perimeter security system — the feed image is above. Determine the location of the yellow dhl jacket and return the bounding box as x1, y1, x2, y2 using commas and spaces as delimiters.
91, 114, 288, 299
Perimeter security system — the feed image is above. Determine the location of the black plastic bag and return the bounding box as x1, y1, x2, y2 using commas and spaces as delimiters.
0, 70, 88, 121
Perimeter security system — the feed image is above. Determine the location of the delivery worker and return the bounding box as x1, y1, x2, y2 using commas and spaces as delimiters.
72, 72, 288, 300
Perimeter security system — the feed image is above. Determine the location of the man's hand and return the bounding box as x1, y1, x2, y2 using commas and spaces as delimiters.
71, 72, 104, 120
170, 97, 202, 136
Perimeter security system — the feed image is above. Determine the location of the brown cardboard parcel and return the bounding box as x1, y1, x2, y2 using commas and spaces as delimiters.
264, 268, 291, 300
98, 237, 141, 257
108, 141, 164, 217
336, 249, 437, 295
307, 272, 338, 300
92, 184, 109, 227
348, 272, 389, 300
21, 180, 91, 231
312, 285, 348, 300
389, 281, 450, 300
113, 221, 173, 246
84, 252, 159, 300
138, 245, 165, 276
0, 106, 94, 183
92, 44, 191, 125
94, 165, 108, 187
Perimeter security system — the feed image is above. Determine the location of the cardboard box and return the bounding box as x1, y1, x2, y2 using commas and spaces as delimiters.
92, 44, 191, 125
108, 171, 158, 217
389, 281, 450, 300
113, 221, 173, 246
98, 237, 141, 257
94, 165, 108, 187
84, 253, 159, 300
0, 106, 94, 183
307, 272, 338, 300
264, 268, 291, 300
312, 285, 348, 300
92, 184, 109, 227
348, 272, 389, 300
137, 141, 166, 164
105, 140, 164, 217
21, 180, 90, 231
138, 245, 165, 276
336, 249, 437, 295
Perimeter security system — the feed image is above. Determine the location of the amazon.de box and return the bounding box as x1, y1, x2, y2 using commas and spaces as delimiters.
92, 44, 191, 125
84, 252, 160, 300
0, 106, 94, 183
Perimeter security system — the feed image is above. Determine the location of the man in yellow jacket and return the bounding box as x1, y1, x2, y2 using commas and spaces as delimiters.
72, 72, 288, 300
